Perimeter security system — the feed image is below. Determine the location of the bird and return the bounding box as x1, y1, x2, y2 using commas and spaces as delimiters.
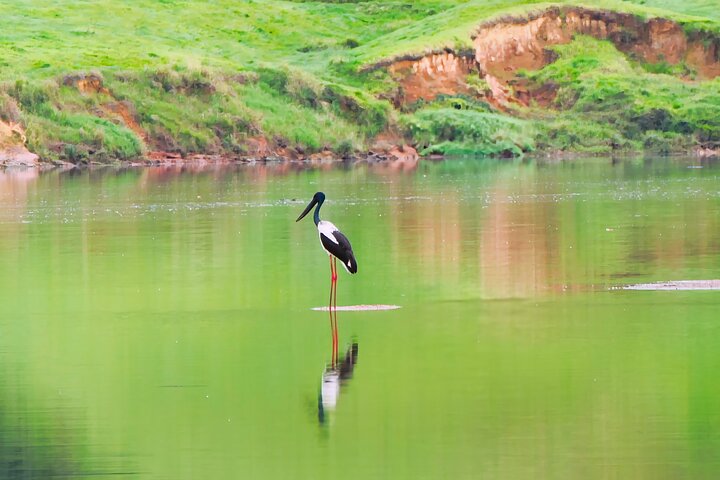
296, 192, 357, 312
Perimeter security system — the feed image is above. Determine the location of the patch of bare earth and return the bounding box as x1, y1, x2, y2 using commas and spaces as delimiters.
63, 73, 112, 95
64, 72, 150, 150
101, 101, 147, 141
0, 121, 38, 167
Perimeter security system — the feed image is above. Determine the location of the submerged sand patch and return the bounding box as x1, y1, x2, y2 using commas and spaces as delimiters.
622, 280, 720, 291
312, 305, 402, 311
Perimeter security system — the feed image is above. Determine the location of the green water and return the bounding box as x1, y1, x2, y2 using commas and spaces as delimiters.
0, 158, 718, 479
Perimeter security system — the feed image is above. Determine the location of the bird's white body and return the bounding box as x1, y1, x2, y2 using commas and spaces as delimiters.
317, 220, 339, 257
317, 220, 356, 273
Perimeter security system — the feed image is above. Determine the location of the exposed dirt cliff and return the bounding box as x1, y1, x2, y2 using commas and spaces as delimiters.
386, 50, 478, 106
0, 121, 38, 167
384, 6, 720, 108
473, 7, 720, 104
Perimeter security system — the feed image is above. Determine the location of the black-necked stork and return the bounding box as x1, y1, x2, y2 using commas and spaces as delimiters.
296, 192, 357, 308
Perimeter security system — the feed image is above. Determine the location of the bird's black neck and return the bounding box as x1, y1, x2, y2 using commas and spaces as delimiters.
313, 200, 323, 226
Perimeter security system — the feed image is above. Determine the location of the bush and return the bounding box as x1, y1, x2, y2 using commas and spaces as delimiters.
10, 80, 56, 111
256, 68, 290, 95
63, 143, 88, 163
536, 118, 636, 153
321, 84, 389, 136
641, 131, 689, 154
335, 139, 355, 157
402, 108, 534, 157
150, 68, 215, 95
342, 38, 360, 49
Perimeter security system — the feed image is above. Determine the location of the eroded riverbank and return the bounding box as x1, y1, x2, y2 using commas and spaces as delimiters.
3, 4, 720, 166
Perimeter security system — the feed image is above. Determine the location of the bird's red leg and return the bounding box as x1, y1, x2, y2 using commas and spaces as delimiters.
331, 256, 339, 366
332, 257, 338, 310
331, 304, 338, 368
330, 307, 338, 369
328, 256, 337, 367
328, 255, 334, 311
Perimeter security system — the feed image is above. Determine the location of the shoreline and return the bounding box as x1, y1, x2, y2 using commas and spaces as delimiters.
1, 148, 717, 172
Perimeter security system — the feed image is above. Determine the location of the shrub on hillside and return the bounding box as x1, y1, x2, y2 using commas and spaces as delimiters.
402, 108, 534, 157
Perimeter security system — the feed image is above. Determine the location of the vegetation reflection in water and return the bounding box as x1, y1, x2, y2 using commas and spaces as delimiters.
0, 157, 718, 479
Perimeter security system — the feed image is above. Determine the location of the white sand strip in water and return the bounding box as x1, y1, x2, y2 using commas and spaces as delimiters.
312, 305, 402, 311
622, 280, 720, 291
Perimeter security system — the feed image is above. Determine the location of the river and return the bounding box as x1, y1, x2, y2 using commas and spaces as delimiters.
0, 157, 718, 478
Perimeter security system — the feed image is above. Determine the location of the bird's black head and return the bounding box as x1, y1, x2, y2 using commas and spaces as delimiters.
296, 192, 326, 223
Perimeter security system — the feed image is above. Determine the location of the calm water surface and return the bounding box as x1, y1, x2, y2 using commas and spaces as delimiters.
0, 158, 718, 479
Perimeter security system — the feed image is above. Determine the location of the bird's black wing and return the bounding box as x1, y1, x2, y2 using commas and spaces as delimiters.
320, 229, 358, 274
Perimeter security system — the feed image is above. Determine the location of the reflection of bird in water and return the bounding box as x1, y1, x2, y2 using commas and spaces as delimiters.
318, 341, 359, 425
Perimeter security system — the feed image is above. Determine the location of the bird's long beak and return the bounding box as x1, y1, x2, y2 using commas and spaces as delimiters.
296, 198, 317, 222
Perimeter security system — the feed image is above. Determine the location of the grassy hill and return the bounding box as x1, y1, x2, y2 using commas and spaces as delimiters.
1, 0, 719, 163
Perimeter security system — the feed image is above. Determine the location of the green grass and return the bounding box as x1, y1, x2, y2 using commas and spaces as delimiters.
0, 1, 455, 81
1, 0, 720, 162
401, 108, 536, 156
526, 36, 720, 153
2, 0, 716, 80
622, 0, 720, 22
